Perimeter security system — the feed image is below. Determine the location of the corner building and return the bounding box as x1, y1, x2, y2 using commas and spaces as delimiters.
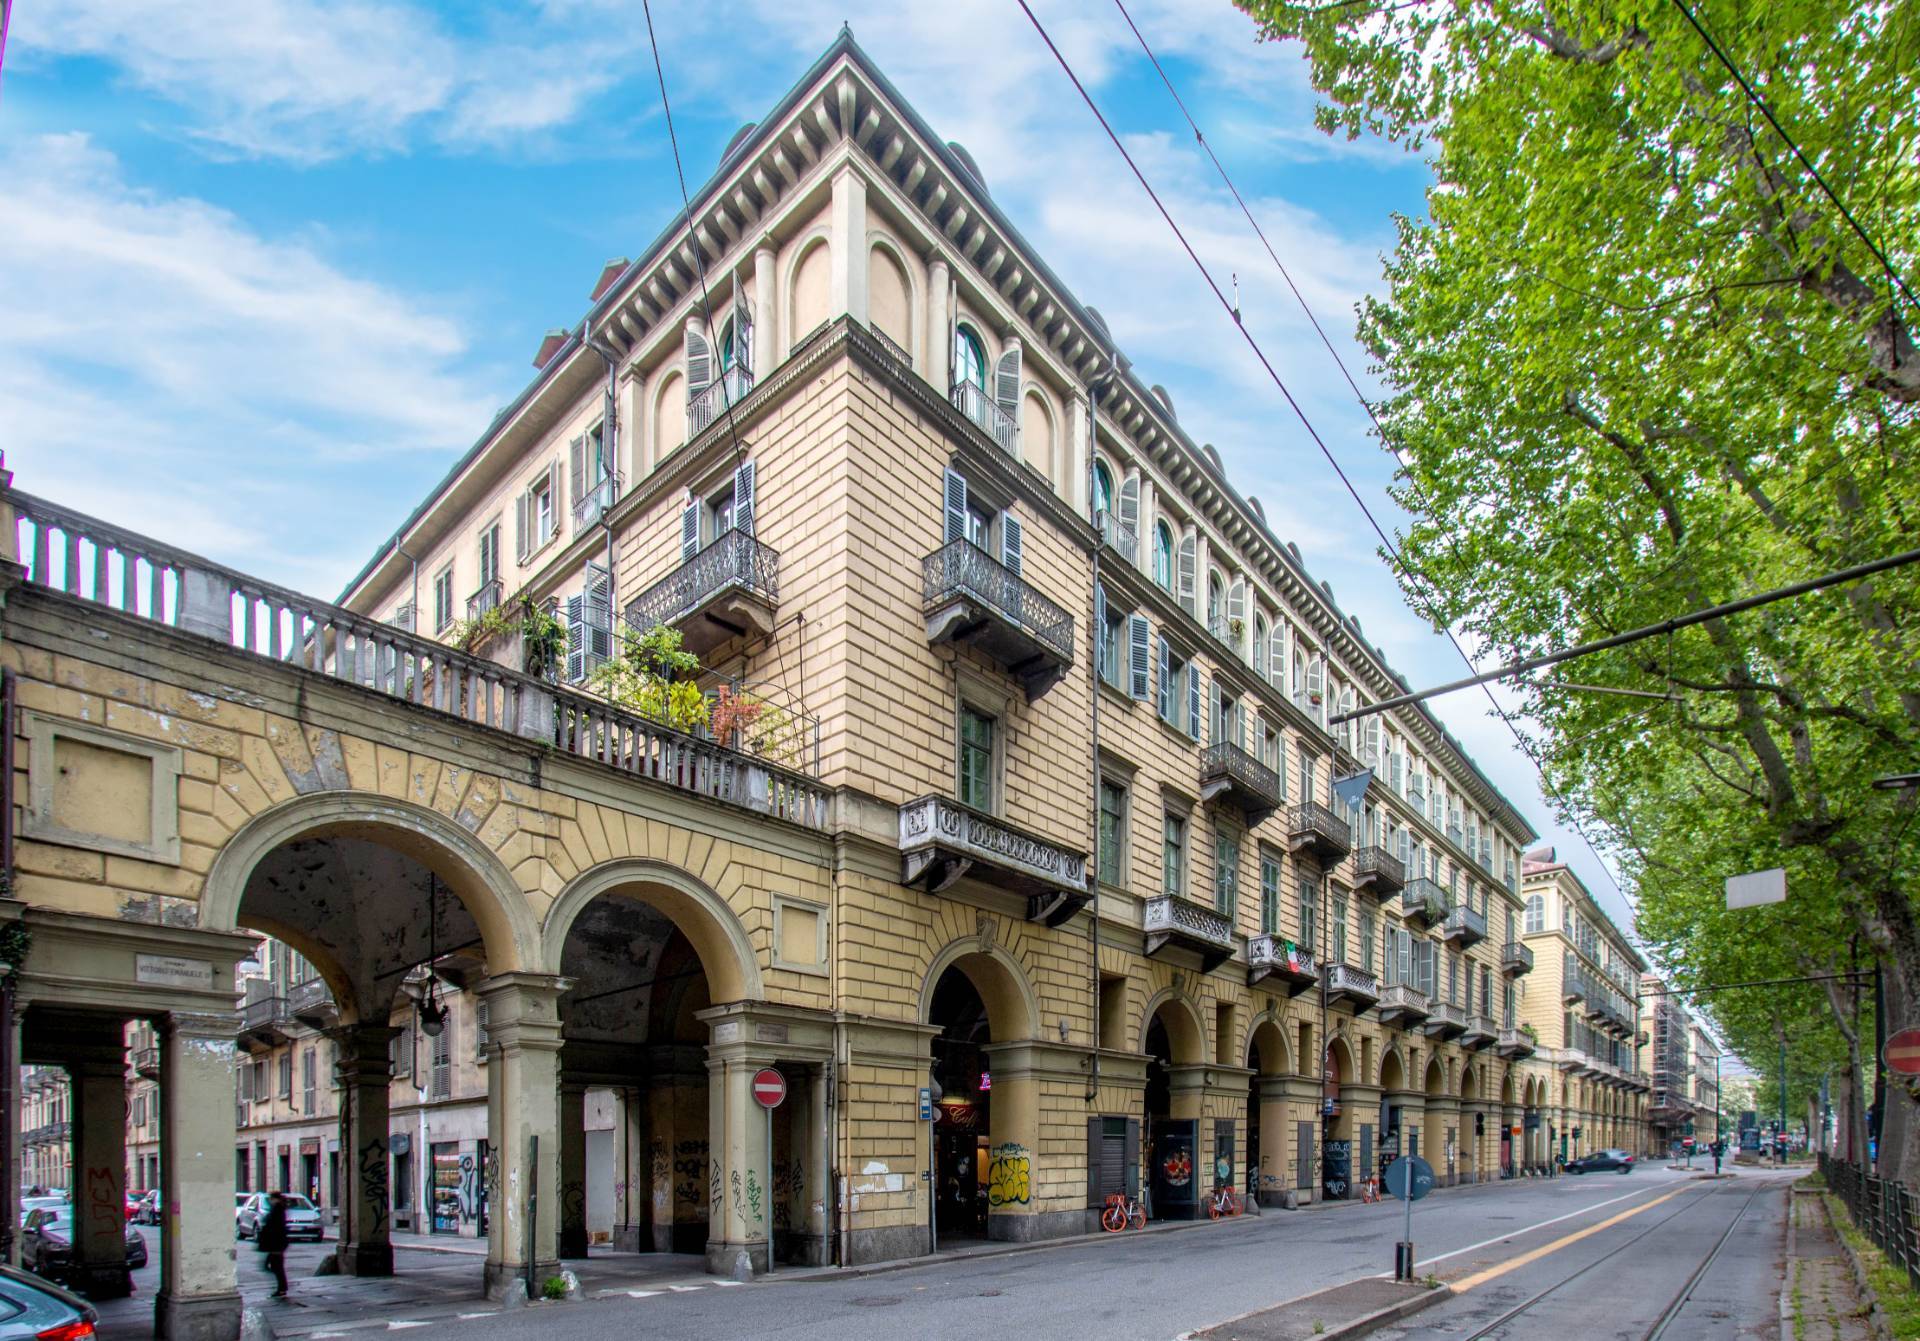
0, 31, 1563, 1339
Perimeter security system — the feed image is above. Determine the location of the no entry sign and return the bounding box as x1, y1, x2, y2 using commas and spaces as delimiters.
1884, 1029, 1920, 1076
753, 1067, 787, 1109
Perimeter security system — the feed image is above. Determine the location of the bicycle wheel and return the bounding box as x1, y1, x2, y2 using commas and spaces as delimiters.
1101, 1203, 1126, 1233
1127, 1203, 1146, 1231
1207, 1194, 1223, 1221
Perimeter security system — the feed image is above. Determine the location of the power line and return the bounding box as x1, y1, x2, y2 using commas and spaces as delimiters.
1667, 0, 1918, 315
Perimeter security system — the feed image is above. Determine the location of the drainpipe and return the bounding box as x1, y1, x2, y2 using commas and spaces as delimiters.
583, 323, 623, 620
1084, 362, 1116, 1107
1, 669, 15, 1264
395, 546, 420, 631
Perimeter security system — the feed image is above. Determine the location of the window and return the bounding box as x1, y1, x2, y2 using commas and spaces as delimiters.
251, 1060, 267, 1103
430, 1018, 452, 1101
1096, 588, 1126, 690
1156, 639, 1199, 738
1211, 685, 1240, 748
1098, 780, 1127, 887
1331, 894, 1348, 964
278, 1053, 292, 1100
1298, 878, 1318, 953
432, 568, 454, 632
1093, 461, 1114, 518
517, 464, 558, 563
1259, 853, 1280, 935
1153, 521, 1174, 589
391, 1025, 414, 1081
955, 325, 988, 388
1524, 894, 1545, 934
1359, 907, 1376, 971
1206, 571, 1224, 635
959, 707, 996, 811
475, 999, 491, 1062
1263, 723, 1287, 799
478, 521, 501, 586
1162, 810, 1187, 897
1214, 830, 1239, 915
1253, 614, 1269, 680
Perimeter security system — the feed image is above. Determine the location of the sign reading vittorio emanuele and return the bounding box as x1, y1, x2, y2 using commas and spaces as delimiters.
898, 796, 1088, 893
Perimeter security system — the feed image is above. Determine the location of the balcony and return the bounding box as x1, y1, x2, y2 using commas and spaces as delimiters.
1557, 1047, 1592, 1074
1284, 802, 1351, 865
922, 539, 1074, 702
573, 471, 620, 528
288, 976, 339, 1030
1324, 963, 1380, 1013
1095, 509, 1137, 566
1441, 902, 1487, 948
466, 577, 503, 622
627, 528, 780, 656
1461, 1013, 1498, 1051
689, 365, 754, 437
1501, 941, 1534, 976
950, 379, 1017, 454
238, 994, 291, 1053
1246, 934, 1318, 997
1378, 983, 1432, 1029
1497, 1027, 1536, 1059
1562, 954, 1587, 1004
1420, 1000, 1467, 1041
1199, 742, 1283, 826
899, 796, 1090, 927
133, 1046, 160, 1080
1142, 895, 1236, 972
1397, 878, 1448, 929
1351, 846, 1406, 899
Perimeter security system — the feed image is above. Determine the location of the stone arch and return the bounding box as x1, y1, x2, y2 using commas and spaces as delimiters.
203, 791, 541, 979
1500, 1069, 1515, 1106
542, 858, 764, 1005
1462, 1065, 1481, 1103
919, 936, 1040, 1042
1140, 988, 1205, 1064
1020, 385, 1056, 481
1324, 1032, 1357, 1085
1379, 1044, 1410, 1094
653, 368, 687, 460
786, 231, 832, 355
1244, 1012, 1293, 1076
866, 234, 917, 358
1424, 1056, 1447, 1097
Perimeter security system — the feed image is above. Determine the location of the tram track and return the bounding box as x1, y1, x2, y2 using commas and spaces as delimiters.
1448, 1179, 1769, 1341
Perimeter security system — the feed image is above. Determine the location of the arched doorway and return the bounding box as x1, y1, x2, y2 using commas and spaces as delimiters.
1500, 1070, 1517, 1175
1246, 1018, 1292, 1207
1143, 997, 1203, 1220
1461, 1065, 1481, 1183
1421, 1058, 1449, 1184
929, 967, 992, 1242
1321, 1036, 1357, 1200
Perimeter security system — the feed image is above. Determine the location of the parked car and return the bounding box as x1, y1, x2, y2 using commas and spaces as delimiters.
235, 1193, 324, 1242
20, 1206, 148, 1285
17, 1196, 66, 1227
0, 1262, 98, 1340
1566, 1149, 1636, 1174
133, 1191, 163, 1225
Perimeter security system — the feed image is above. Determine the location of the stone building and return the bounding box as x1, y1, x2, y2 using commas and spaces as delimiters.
20, 1067, 70, 1195
1691, 1021, 1721, 1141
0, 31, 1569, 1340
1516, 848, 1652, 1162
1644, 974, 1696, 1150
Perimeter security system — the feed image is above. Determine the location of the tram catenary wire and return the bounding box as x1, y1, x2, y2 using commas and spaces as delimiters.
1451, 1180, 1768, 1341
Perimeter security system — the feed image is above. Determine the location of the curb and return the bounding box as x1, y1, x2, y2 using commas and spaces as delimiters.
1814, 1192, 1895, 1341
1323, 1284, 1456, 1340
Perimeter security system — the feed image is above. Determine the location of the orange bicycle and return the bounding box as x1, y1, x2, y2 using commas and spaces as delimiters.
1206, 1183, 1243, 1219
1101, 1191, 1146, 1232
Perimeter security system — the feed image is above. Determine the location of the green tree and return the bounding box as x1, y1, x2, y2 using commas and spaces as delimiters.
1237, 0, 1920, 1172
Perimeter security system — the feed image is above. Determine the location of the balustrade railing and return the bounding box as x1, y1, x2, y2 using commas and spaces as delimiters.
10, 491, 830, 831
922, 539, 1073, 664
688, 365, 755, 437
949, 379, 1017, 453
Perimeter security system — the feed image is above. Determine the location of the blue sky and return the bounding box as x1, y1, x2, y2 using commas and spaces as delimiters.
0, 0, 1647, 943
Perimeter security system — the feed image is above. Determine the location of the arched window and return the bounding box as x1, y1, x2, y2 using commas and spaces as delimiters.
954, 325, 988, 389
1524, 894, 1545, 934
1206, 571, 1224, 633
1093, 461, 1114, 518
1153, 521, 1174, 589
1253, 614, 1269, 679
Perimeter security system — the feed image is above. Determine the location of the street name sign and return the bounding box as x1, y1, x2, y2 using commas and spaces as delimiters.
1725, 868, 1786, 909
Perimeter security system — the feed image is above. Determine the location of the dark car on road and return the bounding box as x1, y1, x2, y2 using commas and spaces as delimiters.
0, 1262, 98, 1339
20, 1206, 147, 1286
1566, 1149, 1636, 1174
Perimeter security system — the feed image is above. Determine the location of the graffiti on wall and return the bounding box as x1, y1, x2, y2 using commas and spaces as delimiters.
358, 1140, 389, 1235
986, 1143, 1031, 1206
457, 1154, 483, 1221
773, 1159, 805, 1229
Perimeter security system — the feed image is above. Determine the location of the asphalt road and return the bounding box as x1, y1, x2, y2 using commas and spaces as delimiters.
356, 1166, 1790, 1341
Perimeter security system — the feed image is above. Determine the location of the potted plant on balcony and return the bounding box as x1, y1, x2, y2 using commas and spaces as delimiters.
1520, 1022, 1539, 1043
587, 624, 711, 734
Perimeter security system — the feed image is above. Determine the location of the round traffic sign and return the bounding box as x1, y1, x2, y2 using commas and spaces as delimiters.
1884, 1029, 1920, 1076
752, 1067, 787, 1109
1384, 1154, 1435, 1202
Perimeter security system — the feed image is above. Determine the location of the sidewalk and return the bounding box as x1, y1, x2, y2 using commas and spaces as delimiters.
1784, 1185, 1875, 1341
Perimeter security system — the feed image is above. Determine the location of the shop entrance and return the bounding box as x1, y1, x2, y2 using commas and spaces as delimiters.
929, 967, 992, 1242
1144, 1013, 1198, 1219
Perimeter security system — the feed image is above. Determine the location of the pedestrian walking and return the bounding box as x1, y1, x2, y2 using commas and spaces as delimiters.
257, 1191, 291, 1297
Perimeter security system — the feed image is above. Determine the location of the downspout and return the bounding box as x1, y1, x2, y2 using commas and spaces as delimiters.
584, 322, 623, 622
395, 546, 420, 630
1084, 365, 1115, 1106
1, 668, 16, 1264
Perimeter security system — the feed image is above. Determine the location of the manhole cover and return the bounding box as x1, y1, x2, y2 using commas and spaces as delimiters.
851, 1297, 903, 1307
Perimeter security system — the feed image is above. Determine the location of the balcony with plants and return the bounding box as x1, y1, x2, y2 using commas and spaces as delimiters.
1498, 1022, 1538, 1058
1397, 878, 1448, 929
922, 539, 1074, 702
628, 527, 780, 657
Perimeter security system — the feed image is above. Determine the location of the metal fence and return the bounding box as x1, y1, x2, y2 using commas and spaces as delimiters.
1820, 1153, 1920, 1290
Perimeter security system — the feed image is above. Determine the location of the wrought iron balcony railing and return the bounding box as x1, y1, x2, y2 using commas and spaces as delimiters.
1285, 802, 1351, 864
466, 578, 503, 622
573, 471, 620, 528
133, 1046, 160, 1079
1398, 877, 1448, 929
922, 539, 1074, 699
1200, 741, 1283, 824
626, 528, 780, 653
1352, 845, 1406, 898
688, 365, 754, 437
1501, 941, 1534, 976
1562, 952, 1588, 1004
1442, 902, 1488, 947
950, 379, 1017, 453
1094, 508, 1137, 566
242, 994, 288, 1031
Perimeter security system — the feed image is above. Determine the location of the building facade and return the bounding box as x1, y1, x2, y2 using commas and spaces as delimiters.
1516, 849, 1651, 1162
1, 32, 1585, 1339
20, 1067, 71, 1195
1691, 1022, 1721, 1141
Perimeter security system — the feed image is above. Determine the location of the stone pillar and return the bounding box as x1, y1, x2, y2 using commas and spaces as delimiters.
611, 1085, 646, 1253
68, 1024, 132, 1301
1425, 1097, 1459, 1186
927, 257, 950, 384
1253, 1076, 1293, 1207
155, 1012, 240, 1341
705, 1052, 772, 1277
829, 167, 868, 326
558, 1081, 589, 1259
974, 1042, 1047, 1242
1138, 478, 1158, 577
752, 244, 776, 375
480, 974, 569, 1301
332, 1023, 399, 1277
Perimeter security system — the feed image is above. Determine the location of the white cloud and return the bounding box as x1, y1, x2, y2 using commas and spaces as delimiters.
0, 133, 499, 594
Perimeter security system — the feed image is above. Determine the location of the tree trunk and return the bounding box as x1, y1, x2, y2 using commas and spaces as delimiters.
1881, 970, 1920, 1184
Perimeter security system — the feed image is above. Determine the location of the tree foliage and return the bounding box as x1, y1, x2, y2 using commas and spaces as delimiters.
1237, 0, 1920, 1167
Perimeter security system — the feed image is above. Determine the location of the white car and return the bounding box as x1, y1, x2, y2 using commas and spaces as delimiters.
236, 1193, 324, 1242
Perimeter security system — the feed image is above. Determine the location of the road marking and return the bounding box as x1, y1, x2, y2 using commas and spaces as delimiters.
626, 1290, 661, 1298
667, 1283, 703, 1292
1416, 1181, 1692, 1269
387, 1323, 431, 1331
713, 1279, 745, 1286
1447, 1186, 1694, 1292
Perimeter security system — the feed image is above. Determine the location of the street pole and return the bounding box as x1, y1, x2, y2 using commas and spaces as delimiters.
765, 1103, 774, 1277
1780, 1042, 1788, 1165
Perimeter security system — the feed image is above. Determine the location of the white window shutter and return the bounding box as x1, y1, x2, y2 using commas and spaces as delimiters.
684, 322, 714, 399
1228, 578, 1246, 640
1187, 660, 1201, 739
992, 341, 1021, 439
1127, 614, 1150, 700
565, 594, 586, 682
1118, 473, 1140, 538
1306, 657, 1324, 704
1177, 532, 1197, 614
549, 458, 565, 530
1273, 736, 1287, 799
943, 468, 968, 544
569, 436, 586, 517
732, 285, 754, 376
515, 489, 531, 564
1209, 677, 1222, 745
1363, 716, 1382, 766
1268, 624, 1285, 688
1001, 512, 1023, 577
733, 459, 756, 538
1156, 636, 1171, 719
680, 496, 701, 563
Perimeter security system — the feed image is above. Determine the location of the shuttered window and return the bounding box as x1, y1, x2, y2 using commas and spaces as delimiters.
430, 1018, 452, 1101
1097, 781, 1127, 888
1086, 1116, 1138, 1205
